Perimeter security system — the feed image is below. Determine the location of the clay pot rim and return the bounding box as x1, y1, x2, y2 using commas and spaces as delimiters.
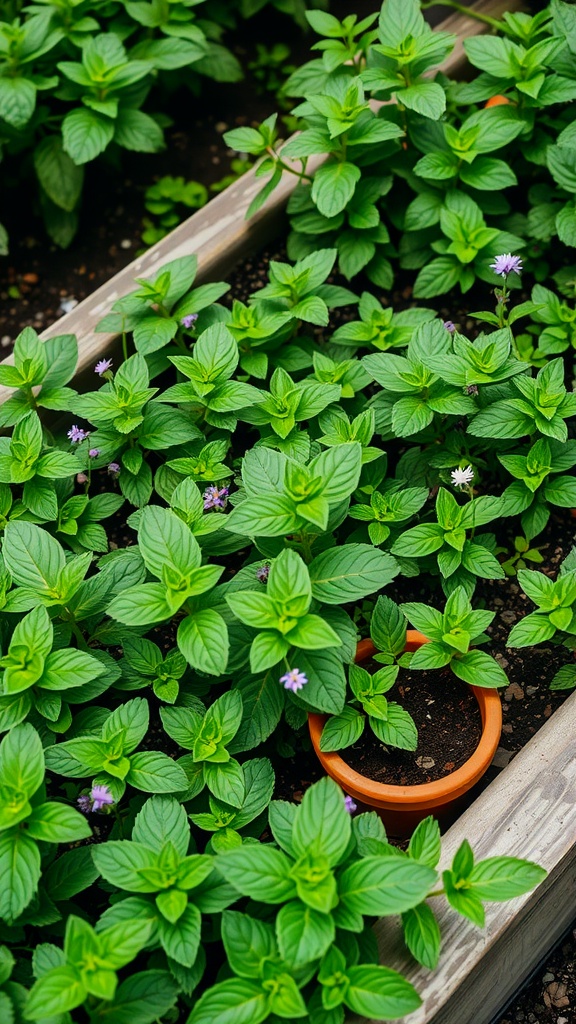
308, 630, 502, 809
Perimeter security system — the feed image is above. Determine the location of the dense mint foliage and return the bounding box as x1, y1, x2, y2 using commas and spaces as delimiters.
0, 0, 571, 1017
227, 0, 576, 300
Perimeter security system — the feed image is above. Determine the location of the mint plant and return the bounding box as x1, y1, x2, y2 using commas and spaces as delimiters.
0, 723, 91, 923
44, 696, 189, 800
391, 487, 504, 596
189, 777, 545, 1023
400, 589, 509, 688
319, 661, 418, 753
95, 256, 229, 357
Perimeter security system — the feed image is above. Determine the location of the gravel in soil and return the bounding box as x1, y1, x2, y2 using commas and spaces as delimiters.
495, 924, 576, 1024
342, 665, 482, 785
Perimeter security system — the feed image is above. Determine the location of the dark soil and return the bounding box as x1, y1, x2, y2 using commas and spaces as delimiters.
342, 664, 482, 785
495, 923, 576, 1024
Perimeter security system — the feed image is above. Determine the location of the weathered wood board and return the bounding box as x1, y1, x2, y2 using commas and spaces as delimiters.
346, 687, 576, 1024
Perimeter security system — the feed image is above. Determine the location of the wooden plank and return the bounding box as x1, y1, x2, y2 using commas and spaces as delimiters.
0, 0, 520, 410
346, 687, 576, 1024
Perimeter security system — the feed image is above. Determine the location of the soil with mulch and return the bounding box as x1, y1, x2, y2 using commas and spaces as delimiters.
342, 664, 482, 785
495, 923, 576, 1024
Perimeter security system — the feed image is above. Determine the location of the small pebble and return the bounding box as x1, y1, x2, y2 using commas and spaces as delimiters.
501, 610, 517, 624
120, 239, 132, 249
543, 974, 555, 984
416, 756, 435, 769
1, 335, 11, 348
59, 297, 78, 315
526, 686, 538, 696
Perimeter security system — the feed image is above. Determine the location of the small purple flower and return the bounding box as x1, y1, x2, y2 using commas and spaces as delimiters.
344, 795, 357, 814
91, 784, 114, 812
76, 472, 88, 484
489, 253, 523, 277
108, 462, 121, 477
256, 565, 270, 583
203, 484, 229, 510
280, 668, 308, 693
67, 425, 88, 444
466, 384, 479, 396
443, 320, 456, 333
77, 794, 92, 814
95, 358, 113, 376
181, 314, 199, 329
88, 448, 100, 459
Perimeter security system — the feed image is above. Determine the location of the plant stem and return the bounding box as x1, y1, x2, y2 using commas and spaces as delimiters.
420, 0, 502, 29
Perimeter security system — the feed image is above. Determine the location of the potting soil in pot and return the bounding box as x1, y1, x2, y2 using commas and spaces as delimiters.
342, 666, 483, 786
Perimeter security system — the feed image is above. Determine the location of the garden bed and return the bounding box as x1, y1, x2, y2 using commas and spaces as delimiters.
0, 1, 575, 1022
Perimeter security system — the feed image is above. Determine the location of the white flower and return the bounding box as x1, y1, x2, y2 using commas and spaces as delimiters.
451, 465, 474, 488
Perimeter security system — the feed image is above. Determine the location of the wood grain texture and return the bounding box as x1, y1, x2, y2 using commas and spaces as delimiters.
0, 0, 520, 412
346, 687, 576, 1024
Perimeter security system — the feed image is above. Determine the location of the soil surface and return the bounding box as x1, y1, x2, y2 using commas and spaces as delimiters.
495, 924, 576, 1024
342, 664, 482, 785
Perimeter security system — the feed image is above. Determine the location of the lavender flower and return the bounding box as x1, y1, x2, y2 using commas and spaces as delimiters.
91, 784, 114, 812
95, 358, 113, 376
203, 484, 229, 510
108, 462, 121, 477
451, 465, 474, 488
77, 794, 92, 814
181, 313, 199, 329
88, 448, 100, 459
280, 668, 308, 693
443, 320, 456, 333
489, 253, 523, 277
67, 425, 88, 444
344, 795, 357, 814
256, 565, 270, 583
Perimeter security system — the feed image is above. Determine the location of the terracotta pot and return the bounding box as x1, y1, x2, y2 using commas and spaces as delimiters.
308, 630, 502, 837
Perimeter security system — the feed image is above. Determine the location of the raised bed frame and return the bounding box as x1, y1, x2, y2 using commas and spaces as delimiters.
3, 1, 576, 1020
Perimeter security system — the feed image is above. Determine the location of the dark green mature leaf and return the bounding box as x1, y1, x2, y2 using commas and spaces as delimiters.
309, 545, 398, 603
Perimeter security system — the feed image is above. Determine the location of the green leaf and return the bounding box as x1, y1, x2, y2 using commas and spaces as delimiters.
276, 901, 335, 968
0, 831, 41, 923
133, 795, 190, 858
24, 964, 86, 1018
96, 970, 179, 1024
62, 108, 115, 164
408, 817, 441, 868
370, 704, 418, 750
507, 612, 557, 647
114, 109, 164, 152
320, 706, 365, 751
188, 978, 269, 1024
345, 964, 422, 1018
127, 752, 189, 793
468, 856, 546, 900
293, 776, 351, 865
309, 544, 398, 603
178, 610, 229, 676
311, 162, 361, 218
396, 80, 446, 119
34, 136, 84, 212
221, 911, 276, 979
0, 77, 36, 129
26, 802, 91, 843
402, 903, 442, 969
217, 846, 296, 903
4, 520, 64, 593
339, 856, 436, 915
450, 650, 508, 688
